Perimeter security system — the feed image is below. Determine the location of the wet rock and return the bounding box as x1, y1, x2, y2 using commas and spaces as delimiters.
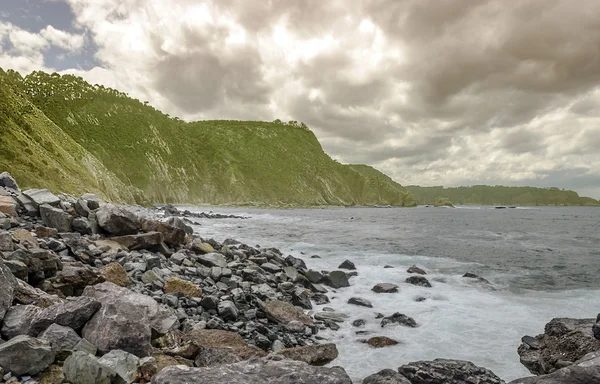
62, 351, 118, 384
0, 172, 19, 191
338, 260, 356, 270
381, 313, 417, 328
142, 219, 186, 245
362, 369, 411, 384
323, 270, 350, 288
164, 277, 202, 297
276, 343, 339, 366
407, 265, 426, 275
311, 293, 329, 305
285, 255, 307, 270
0, 335, 55, 376
96, 204, 139, 235
517, 317, 600, 374
348, 297, 373, 308
372, 283, 399, 293
0, 259, 17, 321
99, 262, 131, 287
152, 357, 353, 384
463, 272, 490, 284
263, 300, 313, 325
405, 275, 432, 287
23, 189, 60, 208
365, 336, 399, 348
304, 270, 324, 284
398, 358, 505, 384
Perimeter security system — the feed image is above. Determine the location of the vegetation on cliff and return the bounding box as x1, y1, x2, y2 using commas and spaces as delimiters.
0, 68, 414, 207
408, 185, 599, 206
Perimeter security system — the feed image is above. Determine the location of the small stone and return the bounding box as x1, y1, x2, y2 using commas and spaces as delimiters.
352, 319, 366, 327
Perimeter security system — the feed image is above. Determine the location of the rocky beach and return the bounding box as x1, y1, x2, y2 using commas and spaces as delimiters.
0, 171, 598, 384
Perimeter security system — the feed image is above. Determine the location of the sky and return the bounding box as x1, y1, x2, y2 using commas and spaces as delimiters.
1, 0, 600, 198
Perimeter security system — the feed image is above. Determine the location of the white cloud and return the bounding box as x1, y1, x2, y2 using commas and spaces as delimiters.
40, 25, 85, 51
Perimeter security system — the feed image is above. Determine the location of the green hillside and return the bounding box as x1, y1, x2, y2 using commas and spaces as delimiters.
407, 185, 599, 206
0, 68, 414, 207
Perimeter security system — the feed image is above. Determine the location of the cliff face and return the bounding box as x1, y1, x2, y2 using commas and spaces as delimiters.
0, 68, 414, 207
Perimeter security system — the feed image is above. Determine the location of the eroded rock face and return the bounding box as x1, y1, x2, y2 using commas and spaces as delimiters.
0, 335, 55, 376
398, 359, 505, 384
96, 204, 139, 235
151, 357, 353, 384
517, 317, 600, 375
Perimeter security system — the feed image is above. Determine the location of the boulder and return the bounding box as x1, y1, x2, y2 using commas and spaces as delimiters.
261, 262, 282, 273
35, 226, 58, 238
263, 300, 313, 325
304, 270, 323, 284
191, 240, 215, 254
348, 297, 373, 308
398, 359, 504, 384
407, 265, 427, 275
218, 300, 239, 321
381, 313, 417, 328
276, 343, 339, 366
338, 260, 356, 270
7, 248, 62, 285
0, 230, 14, 252
39, 204, 72, 232
39, 323, 96, 358
0, 172, 19, 191
362, 369, 411, 384
151, 357, 353, 384
98, 349, 141, 383
0, 259, 17, 321
166, 216, 193, 235
82, 193, 103, 210
463, 272, 491, 284
372, 283, 399, 293
73, 198, 92, 217
323, 270, 350, 288
142, 219, 186, 245
99, 262, 131, 287
517, 317, 600, 374
23, 189, 60, 208
42, 261, 103, 297
0, 335, 55, 376
72, 217, 92, 235
196, 253, 228, 268
164, 277, 203, 297
0, 196, 17, 217
315, 311, 348, 323
285, 255, 307, 270
15, 193, 38, 216
111, 231, 164, 250
405, 276, 432, 287
96, 204, 139, 235
63, 351, 118, 384
365, 336, 399, 348
509, 351, 600, 384
13, 279, 63, 308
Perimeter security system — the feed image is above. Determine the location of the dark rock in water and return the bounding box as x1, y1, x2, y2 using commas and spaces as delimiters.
311, 293, 329, 305
323, 270, 350, 288
517, 317, 600, 375
338, 260, 356, 270
39, 204, 72, 232
415, 296, 427, 302
305, 269, 324, 284
348, 297, 373, 308
285, 255, 307, 270
352, 319, 366, 327
152, 357, 353, 384
362, 368, 411, 384
292, 289, 313, 310
0, 335, 55, 376
0, 172, 19, 191
372, 283, 399, 293
509, 351, 600, 383
0, 259, 17, 321
375, 313, 385, 319
594, 314, 600, 340
276, 343, 339, 366
164, 204, 180, 216
405, 276, 432, 287
381, 313, 417, 328
398, 358, 504, 384
96, 204, 139, 235
383, 265, 394, 269
311, 255, 321, 259
365, 336, 399, 348
407, 265, 427, 275
463, 272, 490, 284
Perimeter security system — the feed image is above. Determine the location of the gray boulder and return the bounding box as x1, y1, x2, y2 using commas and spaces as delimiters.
372, 283, 399, 293
98, 349, 141, 383
0, 335, 55, 376
15, 193, 38, 216
151, 357, 353, 384
74, 198, 92, 217
338, 260, 356, 270
197, 253, 228, 268
0, 172, 19, 191
111, 232, 164, 251
40, 204, 73, 232
82, 193, 103, 210
509, 351, 600, 384
23, 188, 60, 208
0, 259, 17, 321
72, 217, 92, 235
315, 311, 348, 323
363, 369, 411, 384
63, 351, 118, 384
398, 358, 505, 384
0, 230, 14, 252
39, 323, 97, 358
304, 270, 323, 284
96, 204, 139, 235
218, 300, 239, 321
348, 297, 373, 308
323, 270, 350, 288
405, 276, 432, 287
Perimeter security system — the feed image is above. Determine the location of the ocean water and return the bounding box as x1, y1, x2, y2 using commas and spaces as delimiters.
184, 205, 600, 382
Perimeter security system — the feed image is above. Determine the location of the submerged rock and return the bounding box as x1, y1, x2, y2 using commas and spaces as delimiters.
398, 358, 505, 384
348, 297, 373, 308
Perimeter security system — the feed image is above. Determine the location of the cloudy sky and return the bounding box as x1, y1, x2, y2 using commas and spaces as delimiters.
2, 0, 600, 198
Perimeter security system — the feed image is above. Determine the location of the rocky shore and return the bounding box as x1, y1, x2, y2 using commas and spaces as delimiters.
0, 171, 598, 384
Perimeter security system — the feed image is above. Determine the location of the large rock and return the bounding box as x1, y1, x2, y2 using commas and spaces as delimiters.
111, 231, 164, 251
509, 351, 600, 384
398, 359, 505, 384
151, 357, 353, 384
39, 323, 94, 356
39, 204, 72, 232
363, 369, 411, 384
98, 349, 141, 383
0, 172, 19, 191
405, 275, 432, 287
1, 296, 101, 339
365, 336, 400, 348
23, 189, 60, 208
13, 279, 63, 307
15, 193, 38, 216
7, 248, 62, 285
0, 230, 14, 252
276, 343, 339, 366
196, 253, 227, 268
0, 196, 17, 217
0, 335, 55, 376
96, 204, 139, 235
323, 270, 350, 288
0, 259, 17, 321
381, 312, 417, 328
63, 351, 118, 384
407, 265, 427, 275
142, 219, 186, 245
372, 283, 399, 293
263, 300, 313, 325
338, 260, 356, 270
348, 297, 373, 308
517, 317, 600, 374
42, 262, 103, 297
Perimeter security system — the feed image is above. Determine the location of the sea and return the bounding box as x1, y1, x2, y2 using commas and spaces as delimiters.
182, 205, 600, 382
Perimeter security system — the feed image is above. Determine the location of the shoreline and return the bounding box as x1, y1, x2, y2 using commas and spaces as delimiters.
0, 172, 598, 384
